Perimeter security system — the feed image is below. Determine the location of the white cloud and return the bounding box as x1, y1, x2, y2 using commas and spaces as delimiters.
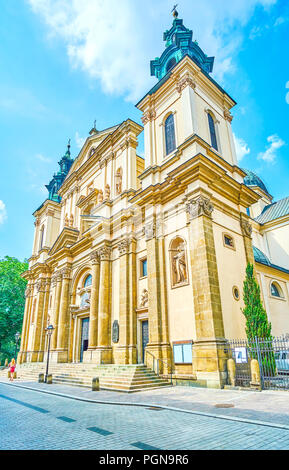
258, 134, 285, 163
233, 133, 250, 161
75, 131, 86, 149
0, 200, 7, 225
286, 81, 289, 104
27, 0, 277, 102
36, 153, 51, 163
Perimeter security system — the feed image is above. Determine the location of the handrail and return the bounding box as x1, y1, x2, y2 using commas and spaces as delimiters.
145, 349, 174, 385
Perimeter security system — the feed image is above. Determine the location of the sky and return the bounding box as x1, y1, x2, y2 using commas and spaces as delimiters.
0, 0, 288, 261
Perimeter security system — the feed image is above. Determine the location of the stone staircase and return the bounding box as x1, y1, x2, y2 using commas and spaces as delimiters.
0, 363, 172, 393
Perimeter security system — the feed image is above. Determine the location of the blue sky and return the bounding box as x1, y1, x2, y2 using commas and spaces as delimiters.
0, 0, 288, 261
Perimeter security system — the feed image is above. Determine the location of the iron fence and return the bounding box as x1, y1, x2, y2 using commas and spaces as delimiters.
227, 335, 289, 390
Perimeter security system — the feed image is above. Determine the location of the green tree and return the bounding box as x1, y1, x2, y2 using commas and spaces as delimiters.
242, 263, 276, 376
0, 256, 28, 363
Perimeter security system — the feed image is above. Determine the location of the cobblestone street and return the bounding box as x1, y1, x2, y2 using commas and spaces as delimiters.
1, 382, 289, 450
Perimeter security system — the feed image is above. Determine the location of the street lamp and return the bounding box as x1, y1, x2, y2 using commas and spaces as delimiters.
15, 332, 20, 358
45, 324, 55, 383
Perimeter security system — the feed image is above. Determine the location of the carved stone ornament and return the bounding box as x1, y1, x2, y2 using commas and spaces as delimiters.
112, 320, 119, 344
141, 109, 156, 125
176, 73, 196, 94
36, 279, 46, 293
240, 214, 253, 238
143, 222, 156, 241
98, 190, 104, 204
224, 109, 233, 123
139, 289, 148, 308
90, 250, 100, 265
186, 196, 214, 220
118, 239, 130, 256
98, 245, 112, 261
69, 214, 74, 227
64, 214, 70, 227
61, 267, 72, 279
105, 184, 111, 200
25, 287, 31, 298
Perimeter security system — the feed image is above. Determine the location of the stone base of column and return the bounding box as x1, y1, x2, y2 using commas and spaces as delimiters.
114, 345, 137, 365
29, 352, 44, 363
17, 352, 24, 364
83, 347, 112, 364
50, 349, 68, 364
192, 340, 228, 389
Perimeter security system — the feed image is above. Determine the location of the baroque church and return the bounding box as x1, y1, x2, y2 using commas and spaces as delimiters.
19, 12, 289, 388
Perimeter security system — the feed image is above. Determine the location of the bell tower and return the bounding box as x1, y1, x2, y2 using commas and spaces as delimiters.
136, 10, 239, 189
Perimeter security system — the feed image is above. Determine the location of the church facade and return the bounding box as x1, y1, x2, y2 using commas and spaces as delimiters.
19, 14, 289, 388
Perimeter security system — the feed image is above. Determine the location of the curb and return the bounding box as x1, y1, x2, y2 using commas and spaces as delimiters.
1, 380, 289, 432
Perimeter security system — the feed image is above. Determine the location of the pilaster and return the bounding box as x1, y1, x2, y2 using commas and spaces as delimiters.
187, 194, 227, 388
83, 251, 100, 363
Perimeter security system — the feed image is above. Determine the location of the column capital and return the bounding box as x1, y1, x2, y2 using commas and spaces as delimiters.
117, 238, 130, 256
90, 250, 100, 265
240, 213, 253, 238
61, 267, 72, 280
35, 279, 46, 293
224, 109, 233, 123
186, 195, 214, 220
141, 108, 156, 125
25, 286, 32, 298
176, 73, 196, 94
143, 221, 156, 241
98, 245, 112, 261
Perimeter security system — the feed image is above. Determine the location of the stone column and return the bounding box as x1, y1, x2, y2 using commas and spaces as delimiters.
23, 283, 35, 358
128, 238, 137, 364
39, 278, 51, 362
18, 285, 32, 364
30, 279, 46, 362
96, 245, 112, 364
187, 194, 227, 388
51, 272, 62, 351
240, 213, 255, 265
83, 251, 100, 363
144, 218, 169, 369
115, 239, 130, 364
56, 267, 72, 363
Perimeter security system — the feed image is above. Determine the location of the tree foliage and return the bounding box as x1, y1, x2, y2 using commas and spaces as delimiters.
0, 256, 28, 363
242, 263, 276, 376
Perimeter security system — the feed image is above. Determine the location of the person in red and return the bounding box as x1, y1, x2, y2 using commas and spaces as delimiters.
8, 358, 16, 381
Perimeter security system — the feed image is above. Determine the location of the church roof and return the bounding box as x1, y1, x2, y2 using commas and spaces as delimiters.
253, 246, 289, 275
255, 196, 289, 225
242, 169, 269, 195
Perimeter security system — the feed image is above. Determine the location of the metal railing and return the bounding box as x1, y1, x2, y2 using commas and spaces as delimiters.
145, 349, 174, 385
227, 335, 289, 390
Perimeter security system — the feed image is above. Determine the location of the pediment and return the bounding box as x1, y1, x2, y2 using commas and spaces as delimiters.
49, 227, 80, 256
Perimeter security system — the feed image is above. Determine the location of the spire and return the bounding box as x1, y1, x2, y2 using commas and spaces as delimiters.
45, 142, 74, 203
150, 14, 214, 81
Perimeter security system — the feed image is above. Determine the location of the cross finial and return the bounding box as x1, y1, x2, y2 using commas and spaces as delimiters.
94, 119, 97, 129
172, 4, 178, 18
67, 138, 71, 149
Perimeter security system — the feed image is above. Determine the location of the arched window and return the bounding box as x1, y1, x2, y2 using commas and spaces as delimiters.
208, 113, 218, 151
271, 281, 283, 298
165, 114, 176, 156
166, 57, 176, 73
84, 274, 92, 288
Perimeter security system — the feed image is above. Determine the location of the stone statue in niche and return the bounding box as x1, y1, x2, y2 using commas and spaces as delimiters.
64, 214, 69, 227
69, 214, 74, 227
112, 320, 119, 343
140, 289, 148, 308
115, 168, 123, 195
173, 243, 187, 284
105, 184, 111, 200
98, 189, 104, 204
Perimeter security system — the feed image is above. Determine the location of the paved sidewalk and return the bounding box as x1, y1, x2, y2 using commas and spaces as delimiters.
1, 378, 289, 429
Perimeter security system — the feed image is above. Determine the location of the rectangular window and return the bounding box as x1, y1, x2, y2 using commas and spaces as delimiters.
173, 342, 192, 364
140, 258, 147, 278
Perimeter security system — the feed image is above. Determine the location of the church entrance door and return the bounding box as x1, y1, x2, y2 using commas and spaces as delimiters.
142, 320, 149, 364
80, 318, 89, 362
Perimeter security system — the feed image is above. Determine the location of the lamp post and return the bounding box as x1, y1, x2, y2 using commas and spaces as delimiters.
45, 325, 55, 383
14, 332, 20, 358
